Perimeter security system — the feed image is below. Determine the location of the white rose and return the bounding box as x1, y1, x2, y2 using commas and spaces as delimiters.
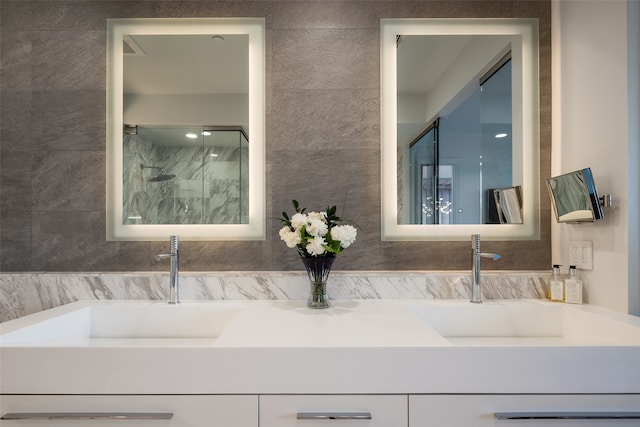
306, 236, 326, 256
279, 226, 301, 248
306, 217, 328, 238
330, 224, 357, 248
307, 211, 327, 222
290, 213, 307, 231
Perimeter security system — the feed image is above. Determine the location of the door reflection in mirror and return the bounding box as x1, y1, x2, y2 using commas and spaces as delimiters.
404, 121, 453, 225
399, 47, 513, 225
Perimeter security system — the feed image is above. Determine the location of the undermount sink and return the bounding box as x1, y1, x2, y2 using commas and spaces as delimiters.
409, 301, 562, 338
89, 303, 243, 339
408, 301, 640, 345
0, 302, 244, 343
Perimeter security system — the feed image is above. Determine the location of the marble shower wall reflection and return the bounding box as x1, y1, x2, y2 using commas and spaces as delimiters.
123, 128, 248, 225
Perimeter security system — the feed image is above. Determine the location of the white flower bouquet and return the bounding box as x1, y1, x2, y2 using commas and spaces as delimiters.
279, 200, 357, 258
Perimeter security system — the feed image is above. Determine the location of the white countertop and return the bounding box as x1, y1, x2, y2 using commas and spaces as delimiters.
2, 299, 640, 395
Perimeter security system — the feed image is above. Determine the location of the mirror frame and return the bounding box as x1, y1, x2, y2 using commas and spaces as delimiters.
381, 18, 540, 241
106, 18, 265, 241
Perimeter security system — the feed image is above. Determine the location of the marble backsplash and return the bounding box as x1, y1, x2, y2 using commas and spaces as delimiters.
0, 271, 550, 323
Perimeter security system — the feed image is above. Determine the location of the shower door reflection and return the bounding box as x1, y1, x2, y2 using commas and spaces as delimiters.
123, 126, 248, 225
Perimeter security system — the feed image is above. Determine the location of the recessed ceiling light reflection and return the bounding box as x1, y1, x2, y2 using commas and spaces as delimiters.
210, 153, 219, 158
495, 133, 508, 139
202, 131, 212, 136
186, 133, 198, 139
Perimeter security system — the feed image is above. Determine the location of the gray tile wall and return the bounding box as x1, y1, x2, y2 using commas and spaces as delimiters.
0, 0, 551, 272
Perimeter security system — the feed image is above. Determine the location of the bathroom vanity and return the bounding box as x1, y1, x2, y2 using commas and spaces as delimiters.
2, 300, 640, 426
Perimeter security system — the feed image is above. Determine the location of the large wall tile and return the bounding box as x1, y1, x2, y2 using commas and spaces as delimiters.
99, 240, 172, 272
0, 31, 32, 91
389, 1, 515, 18
381, 240, 468, 270
152, 2, 272, 20
272, 1, 390, 29
0, 2, 33, 31
32, 90, 105, 151
0, 151, 32, 210
271, 89, 379, 150
31, 210, 105, 270
272, 29, 379, 90
0, 213, 31, 271
31, 150, 104, 211
0, 91, 32, 152
31, 30, 105, 91
183, 241, 272, 271
31, 1, 157, 30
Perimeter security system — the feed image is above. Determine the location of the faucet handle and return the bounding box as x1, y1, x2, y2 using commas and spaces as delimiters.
156, 235, 179, 261
471, 234, 480, 250
170, 235, 179, 252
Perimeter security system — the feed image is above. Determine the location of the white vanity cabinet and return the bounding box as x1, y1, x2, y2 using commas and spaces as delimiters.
259, 395, 407, 427
0, 395, 258, 427
409, 394, 640, 426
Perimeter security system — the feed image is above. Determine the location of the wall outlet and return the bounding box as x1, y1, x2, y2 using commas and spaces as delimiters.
569, 240, 593, 270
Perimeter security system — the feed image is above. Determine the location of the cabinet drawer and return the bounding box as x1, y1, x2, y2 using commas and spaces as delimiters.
410, 394, 640, 427
0, 395, 257, 427
260, 395, 407, 427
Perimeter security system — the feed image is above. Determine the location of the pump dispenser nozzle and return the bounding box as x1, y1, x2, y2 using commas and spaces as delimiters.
549, 264, 564, 301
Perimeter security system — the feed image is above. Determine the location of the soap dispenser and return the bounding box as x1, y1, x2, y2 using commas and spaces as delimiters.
549, 264, 564, 302
564, 265, 583, 304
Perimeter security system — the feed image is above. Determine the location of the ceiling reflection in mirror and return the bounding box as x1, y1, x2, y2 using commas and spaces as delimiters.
381, 19, 539, 241
107, 18, 265, 241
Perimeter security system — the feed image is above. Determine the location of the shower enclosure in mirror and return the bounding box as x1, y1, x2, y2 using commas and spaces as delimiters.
381, 18, 540, 241
123, 126, 248, 225
106, 18, 265, 241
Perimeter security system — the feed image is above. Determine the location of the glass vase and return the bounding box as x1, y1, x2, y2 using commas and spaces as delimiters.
301, 256, 335, 309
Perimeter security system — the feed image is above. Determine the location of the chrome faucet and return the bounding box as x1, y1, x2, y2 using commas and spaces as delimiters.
156, 235, 180, 304
470, 234, 501, 304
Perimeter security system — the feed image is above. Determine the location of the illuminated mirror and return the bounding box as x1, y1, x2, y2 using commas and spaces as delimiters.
381, 18, 539, 240
107, 18, 265, 240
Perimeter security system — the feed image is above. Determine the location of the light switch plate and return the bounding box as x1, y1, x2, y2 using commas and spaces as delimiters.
569, 240, 593, 270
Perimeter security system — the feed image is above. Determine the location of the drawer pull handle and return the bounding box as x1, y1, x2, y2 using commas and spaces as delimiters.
0, 412, 174, 420
297, 412, 372, 420
495, 412, 640, 420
